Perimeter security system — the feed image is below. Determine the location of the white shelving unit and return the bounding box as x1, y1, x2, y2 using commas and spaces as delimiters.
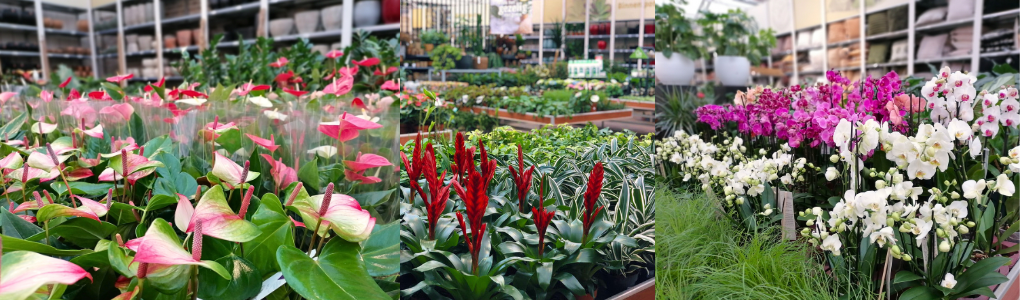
0, 0, 97, 79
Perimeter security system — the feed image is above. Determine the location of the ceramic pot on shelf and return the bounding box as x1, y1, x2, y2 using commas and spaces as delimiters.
715, 55, 751, 86
654, 51, 695, 85
597, 40, 606, 50
192, 28, 202, 47
176, 29, 192, 47
381, 0, 398, 24
138, 35, 153, 51
353, 0, 380, 27
269, 18, 294, 37
295, 10, 320, 34
321, 5, 343, 31
164, 36, 177, 48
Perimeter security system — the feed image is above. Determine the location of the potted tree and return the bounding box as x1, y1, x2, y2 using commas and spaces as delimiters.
655, 2, 702, 86
698, 9, 775, 86
420, 29, 447, 54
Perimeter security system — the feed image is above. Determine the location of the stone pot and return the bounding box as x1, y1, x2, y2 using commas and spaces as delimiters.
138, 35, 153, 51
125, 34, 138, 45
381, 0, 399, 24
654, 52, 695, 85
715, 55, 751, 86
295, 10, 320, 34
321, 5, 343, 31
353, 0, 380, 27
164, 36, 177, 48
176, 29, 192, 47
269, 18, 294, 37
127, 42, 138, 53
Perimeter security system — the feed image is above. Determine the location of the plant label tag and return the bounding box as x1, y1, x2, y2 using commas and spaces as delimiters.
780, 190, 795, 240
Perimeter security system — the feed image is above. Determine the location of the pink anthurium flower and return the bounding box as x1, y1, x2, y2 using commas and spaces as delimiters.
5, 167, 58, 184
260, 154, 297, 188
344, 169, 381, 184
238, 83, 271, 96
317, 112, 383, 142
36, 196, 109, 223
108, 151, 163, 179
130, 219, 231, 279
106, 73, 133, 83
352, 58, 380, 67
99, 103, 135, 124
174, 193, 194, 232
245, 134, 279, 152
186, 185, 260, 242
344, 152, 391, 172
60, 102, 97, 125
269, 57, 289, 68
0, 251, 92, 300
374, 67, 397, 76
64, 168, 93, 181
380, 80, 399, 91
0, 152, 23, 170
287, 186, 375, 242
25, 151, 67, 171
40, 90, 53, 102
325, 50, 343, 59
81, 124, 104, 139
0, 92, 15, 104
67, 88, 80, 100
322, 77, 353, 96
210, 152, 259, 187
30, 121, 57, 134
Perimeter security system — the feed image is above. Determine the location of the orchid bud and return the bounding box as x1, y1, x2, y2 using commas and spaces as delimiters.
238, 186, 254, 218
891, 245, 901, 255
875, 180, 887, 189
966, 221, 976, 227
902, 254, 912, 261
192, 219, 203, 261
801, 228, 811, 236
318, 183, 335, 217
797, 175, 805, 181
806, 219, 815, 226
830, 155, 839, 163
735, 197, 744, 205
937, 228, 947, 238
886, 218, 895, 227
938, 240, 951, 252
1000, 157, 1012, 165
958, 225, 969, 234
799, 211, 805, 217
950, 191, 960, 199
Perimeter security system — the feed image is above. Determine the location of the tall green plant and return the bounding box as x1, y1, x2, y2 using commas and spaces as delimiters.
698, 9, 775, 65
655, 2, 703, 60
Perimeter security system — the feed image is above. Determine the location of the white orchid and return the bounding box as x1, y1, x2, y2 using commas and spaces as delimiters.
995, 173, 1015, 196
821, 235, 842, 256
941, 273, 957, 289
962, 180, 986, 199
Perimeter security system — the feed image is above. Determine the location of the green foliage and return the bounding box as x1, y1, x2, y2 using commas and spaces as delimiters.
430, 44, 462, 71
698, 9, 776, 65
656, 3, 704, 60
420, 29, 448, 45
655, 86, 708, 137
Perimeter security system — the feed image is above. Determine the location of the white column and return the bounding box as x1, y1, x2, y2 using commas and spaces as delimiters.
583, 0, 589, 59
968, 0, 982, 73
907, 0, 915, 75
539, 1, 544, 65
609, 0, 615, 63
258, 0, 268, 37
341, 0, 354, 47
637, 0, 644, 71
789, 0, 798, 85
858, 0, 864, 74
88, 0, 98, 78
820, 0, 827, 72
199, 0, 208, 50
34, 0, 49, 79
154, 0, 163, 79
116, 0, 126, 77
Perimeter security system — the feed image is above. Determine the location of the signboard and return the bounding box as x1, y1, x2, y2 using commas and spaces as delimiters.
533, 0, 653, 24
490, 0, 533, 35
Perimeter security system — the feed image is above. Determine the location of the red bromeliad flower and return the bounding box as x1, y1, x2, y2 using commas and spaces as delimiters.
452, 160, 489, 274
531, 183, 554, 256
409, 143, 449, 240
450, 132, 475, 183
508, 144, 534, 213
400, 133, 425, 183
581, 162, 605, 242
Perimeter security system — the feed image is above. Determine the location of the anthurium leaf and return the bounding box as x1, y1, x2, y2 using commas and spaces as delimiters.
276, 239, 388, 300
1, 235, 93, 256
69, 249, 110, 270
129, 113, 146, 142
0, 251, 92, 300
142, 136, 174, 158
1, 207, 43, 239
52, 182, 115, 197
215, 128, 243, 154
351, 189, 395, 208
144, 264, 192, 294
361, 222, 398, 276
243, 194, 294, 278
197, 254, 262, 300
49, 218, 117, 248
145, 194, 180, 212
298, 158, 320, 191
107, 243, 138, 277
0, 112, 26, 138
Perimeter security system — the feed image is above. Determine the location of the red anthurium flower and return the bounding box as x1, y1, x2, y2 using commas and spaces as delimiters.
180, 90, 207, 98
352, 58, 380, 67
344, 169, 381, 184
0, 251, 93, 300
408, 142, 449, 240
508, 144, 535, 213
58, 76, 72, 88
317, 112, 383, 142
238, 82, 271, 96
325, 50, 343, 59
380, 80, 399, 91
344, 152, 391, 173
453, 150, 491, 274
245, 133, 279, 152
269, 57, 289, 68
99, 103, 135, 124
106, 73, 134, 83
401, 132, 425, 197
275, 70, 294, 83
68, 88, 80, 101
322, 76, 354, 96
260, 154, 297, 189
352, 97, 367, 109
88, 91, 111, 101
283, 87, 307, 97
374, 67, 398, 77
581, 162, 605, 242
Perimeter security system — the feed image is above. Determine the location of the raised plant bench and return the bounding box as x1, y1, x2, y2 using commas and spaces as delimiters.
468, 106, 634, 125
611, 98, 655, 110
399, 129, 453, 144
606, 279, 654, 300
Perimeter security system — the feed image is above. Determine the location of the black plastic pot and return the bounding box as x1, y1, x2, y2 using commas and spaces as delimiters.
455, 55, 474, 69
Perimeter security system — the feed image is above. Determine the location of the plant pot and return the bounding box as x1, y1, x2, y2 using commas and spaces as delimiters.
654, 52, 695, 85
456, 55, 474, 69
192, 29, 202, 46
176, 29, 192, 47
576, 289, 596, 300
321, 5, 343, 31
295, 10, 320, 34
138, 35, 153, 51
645, 23, 655, 34
496, 48, 503, 55
164, 36, 177, 48
597, 40, 606, 50
269, 18, 294, 37
715, 55, 750, 86
474, 56, 488, 69
381, 0, 399, 24
424, 43, 434, 54
353, 0, 381, 27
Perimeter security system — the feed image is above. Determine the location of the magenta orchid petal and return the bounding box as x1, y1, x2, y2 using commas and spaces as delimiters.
344, 153, 391, 173
174, 193, 194, 232
186, 185, 260, 243
0, 251, 92, 300
210, 152, 259, 186
245, 134, 279, 152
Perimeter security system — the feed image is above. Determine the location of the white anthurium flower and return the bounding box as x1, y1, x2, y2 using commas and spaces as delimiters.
263, 110, 288, 121
969, 138, 982, 159
962, 179, 986, 199
461, 95, 468, 103
436, 97, 444, 107
996, 173, 1015, 196
591, 95, 600, 103
821, 235, 842, 256
356, 114, 380, 123
307, 145, 338, 158
833, 119, 852, 148
176, 98, 207, 106
870, 226, 896, 248
941, 273, 957, 289
825, 167, 839, 181
247, 96, 274, 108
476, 96, 484, 104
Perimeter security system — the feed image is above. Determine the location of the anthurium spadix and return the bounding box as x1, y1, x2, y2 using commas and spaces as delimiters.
287, 186, 375, 242
129, 219, 230, 280
0, 251, 92, 300
186, 185, 260, 243
210, 152, 259, 188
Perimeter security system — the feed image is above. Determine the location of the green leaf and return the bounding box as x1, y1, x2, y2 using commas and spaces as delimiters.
243, 193, 294, 278
899, 286, 939, 300
49, 218, 117, 248
197, 254, 262, 300
1, 235, 93, 256
0, 112, 27, 139
1, 207, 43, 239
215, 128, 243, 154
361, 222, 398, 277
893, 270, 923, 284
276, 239, 389, 300
107, 244, 137, 277
351, 189, 395, 208
52, 182, 115, 197
146, 194, 180, 212
298, 158, 321, 191
101, 82, 125, 100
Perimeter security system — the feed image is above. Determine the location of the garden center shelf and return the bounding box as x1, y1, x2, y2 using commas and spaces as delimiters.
762, 0, 1020, 85
610, 98, 654, 110
467, 106, 634, 126
399, 130, 452, 145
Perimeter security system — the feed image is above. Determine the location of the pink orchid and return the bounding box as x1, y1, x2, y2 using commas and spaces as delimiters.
344, 152, 391, 173
325, 50, 343, 59
260, 154, 297, 188
352, 58, 380, 67
0, 251, 93, 300
344, 169, 381, 184
99, 103, 135, 123
380, 80, 399, 91
40, 90, 53, 102
245, 134, 279, 152
186, 185, 260, 242
269, 57, 289, 68
106, 73, 134, 83
210, 152, 259, 187
317, 112, 383, 142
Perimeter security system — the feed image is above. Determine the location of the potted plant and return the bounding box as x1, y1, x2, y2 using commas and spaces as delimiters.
698, 9, 775, 86
430, 44, 461, 71
420, 29, 446, 54
655, 2, 703, 86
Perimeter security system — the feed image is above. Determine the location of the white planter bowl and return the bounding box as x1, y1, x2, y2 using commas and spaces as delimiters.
715, 55, 751, 86
321, 5, 343, 31
295, 11, 320, 34
269, 18, 294, 37
654, 52, 695, 85
353, 0, 380, 27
